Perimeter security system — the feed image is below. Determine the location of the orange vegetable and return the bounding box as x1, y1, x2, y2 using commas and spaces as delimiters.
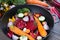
9, 26, 35, 40
34, 16, 47, 37
24, 12, 29, 16
34, 13, 40, 17
26, 0, 48, 7
25, 29, 30, 33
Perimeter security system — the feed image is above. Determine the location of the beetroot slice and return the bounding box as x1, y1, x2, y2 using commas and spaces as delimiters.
14, 19, 26, 29
30, 32, 37, 38
26, 21, 37, 31
7, 31, 13, 38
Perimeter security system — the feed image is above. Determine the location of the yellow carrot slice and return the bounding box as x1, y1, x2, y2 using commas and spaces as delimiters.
34, 16, 47, 37
9, 26, 35, 40
12, 16, 15, 22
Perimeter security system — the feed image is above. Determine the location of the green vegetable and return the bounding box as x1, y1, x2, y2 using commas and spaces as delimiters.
22, 8, 30, 13
13, 0, 26, 5
17, 9, 23, 13
17, 8, 30, 13
0, 0, 26, 5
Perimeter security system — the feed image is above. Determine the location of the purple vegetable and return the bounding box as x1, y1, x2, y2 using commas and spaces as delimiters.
50, 7, 60, 19
53, 0, 60, 7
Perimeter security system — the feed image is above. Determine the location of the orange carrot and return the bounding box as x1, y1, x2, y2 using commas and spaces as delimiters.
25, 29, 30, 33
9, 26, 35, 40
24, 12, 29, 16
26, 0, 48, 7
34, 16, 47, 37
34, 13, 40, 17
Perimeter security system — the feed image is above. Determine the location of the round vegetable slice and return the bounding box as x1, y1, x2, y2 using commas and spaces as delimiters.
39, 16, 45, 21
8, 22, 13, 27
20, 36, 28, 40
37, 36, 42, 40
23, 16, 29, 22
12, 34, 19, 40
23, 28, 30, 33
17, 13, 24, 18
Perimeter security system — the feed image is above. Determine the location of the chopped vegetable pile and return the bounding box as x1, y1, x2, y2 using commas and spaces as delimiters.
7, 8, 49, 40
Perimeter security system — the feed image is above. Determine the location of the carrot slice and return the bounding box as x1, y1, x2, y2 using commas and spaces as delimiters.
9, 26, 35, 40
34, 16, 47, 37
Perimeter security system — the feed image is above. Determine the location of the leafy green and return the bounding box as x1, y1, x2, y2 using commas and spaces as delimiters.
13, 0, 26, 5
0, 0, 2, 3
0, 0, 26, 5
17, 8, 30, 13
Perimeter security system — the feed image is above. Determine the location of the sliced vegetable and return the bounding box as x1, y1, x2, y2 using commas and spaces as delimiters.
9, 16, 15, 22
42, 21, 49, 30
17, 13, 24, 18
34, 16, 47, 37
23, 28, 30, 33
43, 24, 49, 30
30, 32, 37, 38
37, 36, 42, 40
15, 19, 25, 29
12, 16, 16, 22
12, 34, 19, 40
26, 21, 37, 31
7, 31, 13, 38
9, 26, 35, 40
23, 16, 29, 22
8, 22, 13, 27
39, 16, 45, 21
34, 13, 40, 18
20, 36, 28, 40
30, 15, 34, 21
24, 12, 29, 16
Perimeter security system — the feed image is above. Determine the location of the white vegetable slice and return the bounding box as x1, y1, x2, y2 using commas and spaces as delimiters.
8, 22, 13, 27
12, 35, 19, 40
37, 36, 42, 40
17, 13, 24, 18
23, 28, 27, 32
39, 16, 45, 21
20, 36, 28, 40
42, 21, 49, 30
43, 24, 49, 30
23, 16, 29, 22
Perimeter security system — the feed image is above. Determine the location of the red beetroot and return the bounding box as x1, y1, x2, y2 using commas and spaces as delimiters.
14, 19, 26, 29
7, 31, 13, 38
26, 21, 37, 31
30, 32, 37, 38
